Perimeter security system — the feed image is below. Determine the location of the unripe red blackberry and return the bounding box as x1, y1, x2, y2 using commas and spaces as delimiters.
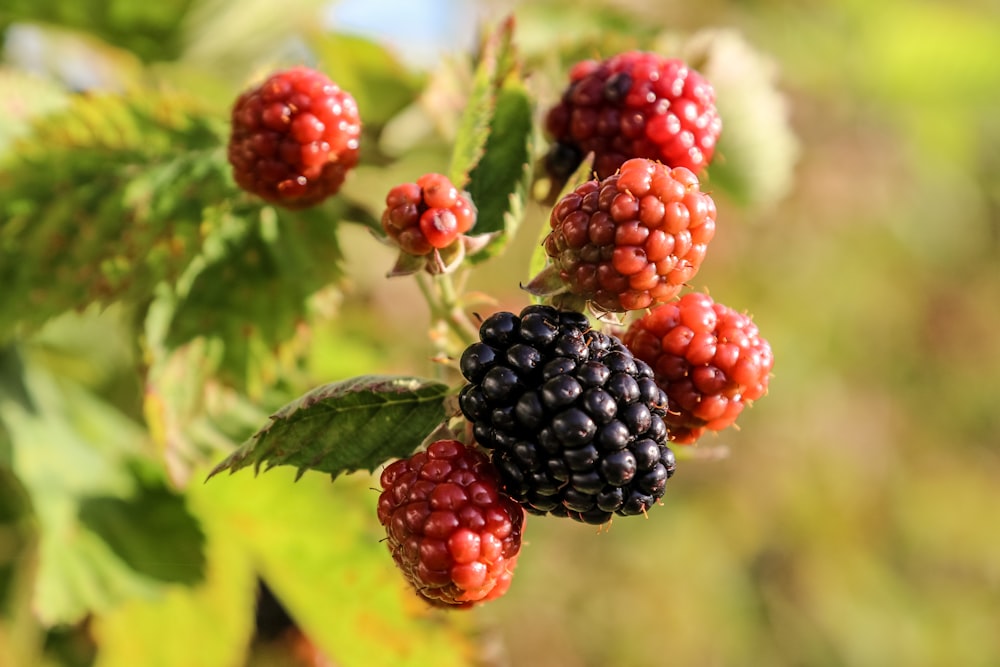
545, 51, 721, 182
228, 66, 361, 208
458, 305, 676, 525
527, 157, 717, 313
622, 292, 774, 444
377, 440, 524, 608
381, 173, 476, 256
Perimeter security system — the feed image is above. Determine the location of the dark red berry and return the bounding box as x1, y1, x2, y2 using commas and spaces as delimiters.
227, 66, 361, 208
622, 293, 774, 444
377, 440, 524, 608
544, 51, 721, 181
381, 173, 476, 256
533, 157, 717, 313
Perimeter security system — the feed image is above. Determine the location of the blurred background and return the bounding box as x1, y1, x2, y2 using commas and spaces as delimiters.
2, 0, 999, 665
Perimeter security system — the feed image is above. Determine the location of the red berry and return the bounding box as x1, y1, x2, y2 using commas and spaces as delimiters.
622, 293, 774, 444
377, 440, 524, 608
381, 174, 477, 255
544, 51, 722, 182
537, 158, 717, 312
227, 66, 361, 208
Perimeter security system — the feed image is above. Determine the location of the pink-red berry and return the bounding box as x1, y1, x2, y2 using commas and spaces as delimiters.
228, 66, 361, 208
622, 292, 774, 444
545, 51, 722, 182
536, 157, 717, 312
377, 440, 524, 608
381, 173, 476, 255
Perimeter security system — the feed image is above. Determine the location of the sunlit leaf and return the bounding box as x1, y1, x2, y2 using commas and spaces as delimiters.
0, 357, 203, 624
91, 506, 256, 667
447, 16, 517, 188
0, 90, 233, 340
194, 467, 473, 667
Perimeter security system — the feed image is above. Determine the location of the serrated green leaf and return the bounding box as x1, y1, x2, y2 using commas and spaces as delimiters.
208, 375, 451, 480
0, 90, 233, 340
192, 467, 474, 667
447, 15, 518, 188
162, 203, 344, 391
464, 78, 535, 262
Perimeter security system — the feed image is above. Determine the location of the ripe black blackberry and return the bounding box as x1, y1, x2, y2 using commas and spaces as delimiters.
458, 305, 676, 525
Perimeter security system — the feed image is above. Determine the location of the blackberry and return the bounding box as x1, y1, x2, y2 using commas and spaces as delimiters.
458, 305, 676, 525
525, 157, 717, 313
623, 292, 774, 444
228, 66, 361, 208
544, 51, 722, 182
377, 440, 524, 608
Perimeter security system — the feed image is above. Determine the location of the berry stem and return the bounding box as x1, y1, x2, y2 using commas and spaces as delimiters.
415, 270, 479, 355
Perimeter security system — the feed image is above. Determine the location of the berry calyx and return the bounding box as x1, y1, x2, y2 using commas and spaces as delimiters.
544, 51, 722, 183
227, 66, 361, 208
622, 292, 774, 444
526, 157, 717, 313
458, 305, 676, 525
376, 440, 524, 608
382, 173, 476, 256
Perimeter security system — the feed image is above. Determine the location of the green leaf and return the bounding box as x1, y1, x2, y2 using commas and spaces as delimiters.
91, 502, 256, 667
193, 467, 474, 667
0, 90, 232, 340
78, 481, 206, 585
447, 15, 518, 188
0, 0, 196, 62
309, 32, 424, 129
208, 376, 451, 480
161, 203, 344, 391
0, 357, 198, 624
464, 78, 535, 262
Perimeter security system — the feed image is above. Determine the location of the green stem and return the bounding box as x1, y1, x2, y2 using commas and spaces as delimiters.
415, 270, 479, 355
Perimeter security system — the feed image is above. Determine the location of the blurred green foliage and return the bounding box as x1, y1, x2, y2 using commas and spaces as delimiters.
1, 0, 999, 665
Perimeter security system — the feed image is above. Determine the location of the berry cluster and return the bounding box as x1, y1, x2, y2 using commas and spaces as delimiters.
377, 440, 524, 608
381, 173, 476, 255
226, 46, 772, 612
458, 305, 675, 525
545, 50, 722, 183
227, 66, 361, 208
527, 157, 717, 312
623, 293, 774, 444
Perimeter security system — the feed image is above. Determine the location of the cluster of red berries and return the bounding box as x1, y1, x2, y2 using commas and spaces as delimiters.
381, 173, 476, 255
227, 50, 771, 611
623, 293, 774, 444
376, 440, 523, 608
227, 66, 360, 208
544, 51, 722, 183
530, 157, 717, 312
